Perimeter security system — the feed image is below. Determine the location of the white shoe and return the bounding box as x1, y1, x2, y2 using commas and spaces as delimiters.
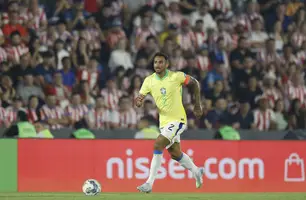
137, 183, 152, 193
193, 167, 204, 188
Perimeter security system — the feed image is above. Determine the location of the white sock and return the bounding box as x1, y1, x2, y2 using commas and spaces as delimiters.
146, 151, 163, 186
178, 152, 198, 173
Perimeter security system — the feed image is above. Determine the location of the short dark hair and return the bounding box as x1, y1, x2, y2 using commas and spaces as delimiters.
146, 35, 157, 42
61, 56, 70, 63
96, 95, 104, 99
10, 30, 21, 38
238, 36, 247, 43
17, 110, 28, 122
195, 19, 204, 24
153, 52, 169, 61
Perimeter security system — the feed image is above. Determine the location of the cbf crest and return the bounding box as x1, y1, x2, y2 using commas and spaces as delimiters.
160, 87, 166, 95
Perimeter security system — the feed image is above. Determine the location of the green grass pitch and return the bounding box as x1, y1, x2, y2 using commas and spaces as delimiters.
0, 193, 305, 200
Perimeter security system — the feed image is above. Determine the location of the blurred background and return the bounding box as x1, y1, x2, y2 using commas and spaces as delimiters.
0, 0, 305, 135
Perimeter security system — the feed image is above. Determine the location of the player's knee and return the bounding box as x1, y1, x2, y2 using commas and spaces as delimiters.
170, 152, 183, 161
153, 142, 164, 151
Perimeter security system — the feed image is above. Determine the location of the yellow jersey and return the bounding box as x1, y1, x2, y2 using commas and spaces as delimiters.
139, 70, 190, 128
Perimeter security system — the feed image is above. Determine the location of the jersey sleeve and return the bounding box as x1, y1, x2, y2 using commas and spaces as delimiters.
176, 71, 190, 86
139, 77, 151, 96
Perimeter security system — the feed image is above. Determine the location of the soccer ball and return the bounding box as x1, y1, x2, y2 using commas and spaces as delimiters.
82, 179, 101, 196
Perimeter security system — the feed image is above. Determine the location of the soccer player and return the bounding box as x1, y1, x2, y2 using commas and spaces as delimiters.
135, 52, 204, 193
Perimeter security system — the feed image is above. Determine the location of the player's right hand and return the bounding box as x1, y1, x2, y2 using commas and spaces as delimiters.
135, 95, 145, 107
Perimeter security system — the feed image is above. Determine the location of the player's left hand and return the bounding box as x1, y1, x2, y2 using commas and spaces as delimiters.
193, 104, 203, 119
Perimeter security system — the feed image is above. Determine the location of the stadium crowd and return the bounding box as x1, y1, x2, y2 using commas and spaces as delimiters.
0, 0, 305, 131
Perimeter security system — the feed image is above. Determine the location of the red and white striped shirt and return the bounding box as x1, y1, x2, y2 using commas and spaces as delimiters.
193, 31, 207, 49
39, 105, 66, 129
26, 7, 47, 30
0, 47, 8, 63
118, 108, 137, 129
0, 107, 7, 127
253, 109, 276, 131
177, 31, 195, 51
27, 108, 39, 123
286, 84, 306, 105
5, 106, 18, 124
5, 44, 29, 63
257, 50, 280, 66
2, 12, 26, 25
92, 108, 109, 129
263, 88, 281, 108
197, 55, 212, 71
78, 69, 99, 90
100, 88, 123, 110
66, 104, 89, 123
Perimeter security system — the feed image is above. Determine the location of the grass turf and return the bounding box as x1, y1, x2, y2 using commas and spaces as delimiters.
0, 193, 305, 200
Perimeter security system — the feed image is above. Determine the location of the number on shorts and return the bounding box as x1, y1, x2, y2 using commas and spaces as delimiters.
168, 124, 175, 131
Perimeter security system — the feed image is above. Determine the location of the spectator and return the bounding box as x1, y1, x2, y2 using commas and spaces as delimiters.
240, 76, 263, 109
253, 95, 276, 131
26, 0, 48, 33
170, 47, 185, 70
167, 2, 182, 27
108, 38, 133, 71
77, 57, 100, 91
72, 37, 90, 67
136, 35, 159, 61
190, 2, 217, 31
88, 95, 110, 129
35, 50, 55, 86
206, 98, 227, 128
27, 95, 40, 123
248, 18, 268, 53
16, 72, 44, 104
5, 31, 29, 64
197, 44, 212, 72
117, 95, 137, 129
202, 61, 224, 93
206, 80, 226, 106
60, 56, 75, 89
54, 39, 69, 70
100, 76, 123, 110
193, 19, 207, 50
134, 16, 156, 51
77, 80, 95, 107
6, 96, 24, 125
39, 93, 69, 129
274, 99, 288, 130
66, 92, 89, 127
0, 75, 16, 107
152, 2, 167, 33
262, 72, 281, 109
2, 11, 28, 42
177, 19, 195, 52
105, 18, 126, 50
0, 0, 306, 133
232, 101, 255, 130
